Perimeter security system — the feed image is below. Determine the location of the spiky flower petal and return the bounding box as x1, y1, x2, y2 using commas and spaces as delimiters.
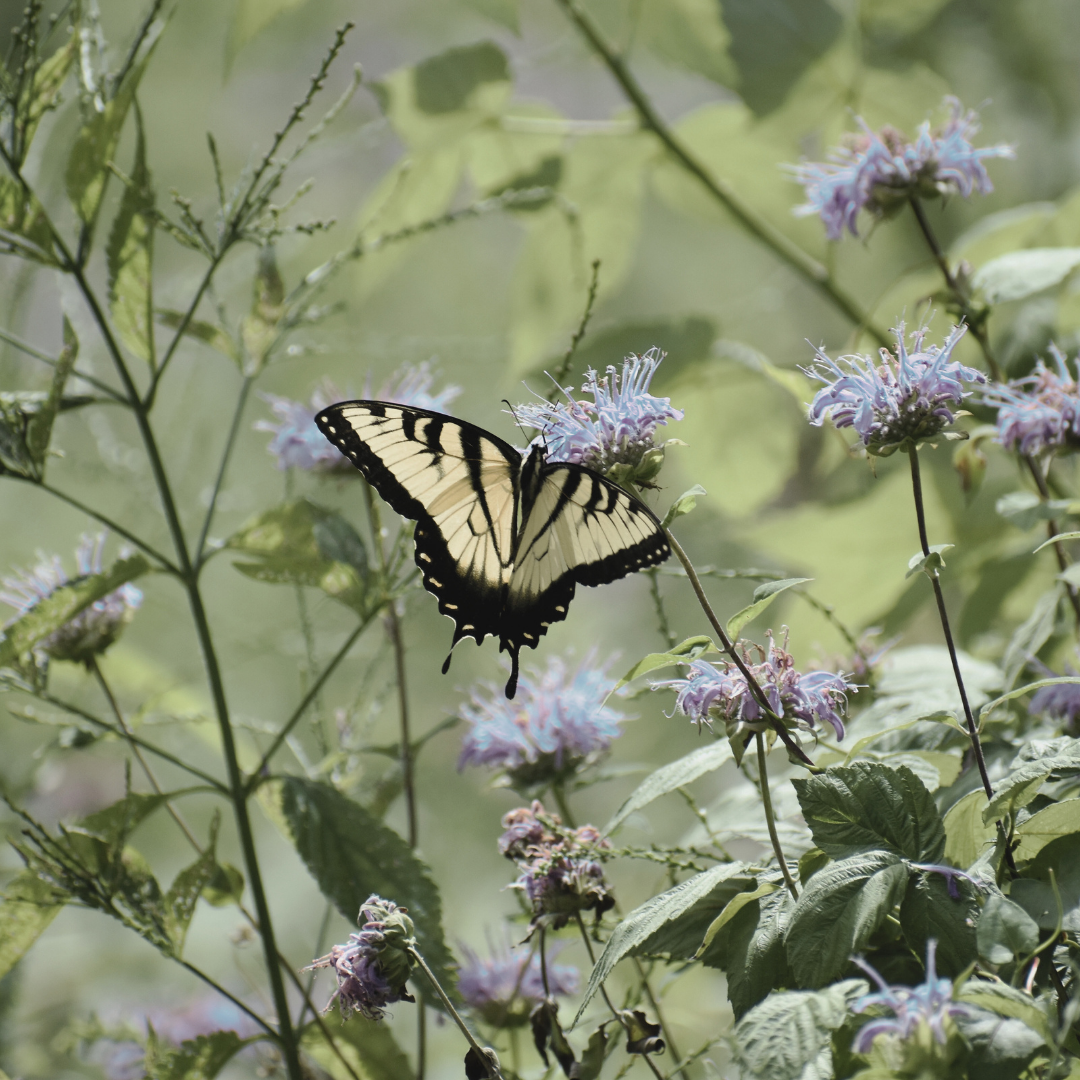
791, 98, 1014, 240
804, 323, 984, 456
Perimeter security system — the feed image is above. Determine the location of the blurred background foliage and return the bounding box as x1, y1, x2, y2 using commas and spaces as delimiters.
2, 0, 1080, 1075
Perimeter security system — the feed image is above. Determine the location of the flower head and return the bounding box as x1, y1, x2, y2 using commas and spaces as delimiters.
852, 940, 977, 1055
985, 345, 1080, 457
1, 533, 142, 665
457, 940, 578, 1028
657, 629, 856, 741
804, 323, 984, 455
500, 802, 614, 926
458, 653, 625, 786
791, 98, 1014, 240
514, 349, 683, 486
257, 363, 460, 471
1028, 660, 1080, 730
307, 895, 417, 1020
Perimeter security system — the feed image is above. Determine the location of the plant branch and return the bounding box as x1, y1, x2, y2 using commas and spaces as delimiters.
0, 324, 125, 401
756, 732, 798, 899
1024, 453, 1080, 632
553, 0, 889, 350
547, 258, 600, 399
176, 958, 278, 1038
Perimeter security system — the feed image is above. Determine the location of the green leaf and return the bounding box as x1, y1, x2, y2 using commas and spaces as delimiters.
0, 870, 65, 980
733, 981, 864, 1080
905, 544, 953, 581
981, 679, 1080, 729
956, 981, 1055, 1047
155, 310, 240, 365
786, 851, 908, 986
276, 777, 456, 1002
573, 862, 750, 1023
977, 895, 1039, 965
972, 247, 1080, 304
661, 485, 707, 529
227, 500, 374, 615
1014, 799, 1080, 863
225, 0, 309, 74
240, 248, 286, 373
1010, 834, 1080, 932
0, 553, 150, 668
980, 737, 1080, 823
21, 34, 77, 152
302, 1014, 413, 1080
0, 176, 58, 264
1002, 586, 1062, 690
720, 0, 843, 116
144, 1027, 247, 1080
859, 0, 952, 36
943, 791, 995, 870
637, 0, 736, 86
900, 872, 978, 977
996, 490, 1079, 531
80, 791, 174, 848
414, 41, 509, 114
1034, 530, 1080, 552
107, 107, 155, 363
201, 863, 244, 907
66, 48, 157, 228
24, 317, 76, 478
604, 739, 732, 834
726, 577, 811, 638
613, 635, 716, 691
162, 814, 221, 958
792, 762, 946, 863
459, 0, 519, 32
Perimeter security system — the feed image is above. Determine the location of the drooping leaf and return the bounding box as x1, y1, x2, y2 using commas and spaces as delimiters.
0, 870, 66, 980
661, 484, 708, 529
977, 895, 1039, 966
726, 577, 811, 638
107, 107, 155, 363
143, 1027, 248, 1080
1013, 799, 1080, 863
0, 554, 150, 668
733, 981, 865, 1080
612, 635, 716, 691
276, 777, 456, 1001
792, 762, 946, 863
899, 872, 979, 977
953, 1010, 1046, 1078
785, 851, 908, 987
604, 739, 732, 834
155, 311, 240, 364
573, 862, 750, 1023
972, 247, 1080, 304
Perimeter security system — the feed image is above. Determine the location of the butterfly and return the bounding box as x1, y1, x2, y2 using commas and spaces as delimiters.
315, 401, 670, 698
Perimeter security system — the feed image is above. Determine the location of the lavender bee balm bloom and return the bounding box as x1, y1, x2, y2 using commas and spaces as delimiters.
985, 345, 1080, 457
458, 942, 578, 1028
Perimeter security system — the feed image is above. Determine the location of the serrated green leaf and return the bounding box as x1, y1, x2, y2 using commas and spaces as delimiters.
0, 553, 150, 667
734, 981, 864, 1080
612, 635, 716, 691
144, 1027, 247, 1080
792, 762, 945, 863
0, 175, 58, 264
726, 577, 811, 638
573, 862, 750, 1024
162, 814, 220, 958
107, 108, 154, 363
24, 317, 76, 478
0, 870, 65, 980
977, 895, 1039, 965
943, 790, 995, 870
1013, 799, 1080, 863
604, 739, 732, 834
155, 310, 240, 364
21, 34, 77, 152
900, 872, 978, 977
302, 1013, 413, 1080
786, 851, 908, 986
277, 777, 456, 1003
973, 247, 1080, 304
661, 484, 707, 529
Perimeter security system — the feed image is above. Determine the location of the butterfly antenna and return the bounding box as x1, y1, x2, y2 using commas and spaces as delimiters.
504, 399, 533, 444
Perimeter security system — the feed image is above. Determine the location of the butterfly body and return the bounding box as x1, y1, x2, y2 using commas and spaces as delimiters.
315, 400, 670, 697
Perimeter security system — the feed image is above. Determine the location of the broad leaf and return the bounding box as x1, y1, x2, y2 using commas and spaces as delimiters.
956, 981, 1055, 1047
981, 737, 1080, 823
977, 895, 1039, 965
573, 862, 750, 1022
107, 108, 155, 363
637, 0, 736, 86
0, 554, 150, 667
973, 247, 1080, 304
786, 851, 908, 986
792, 762, 945, 862
726, 577, 811, 638
661, 484, 708, 529
143, 1028, 247, 1080
954, 1011, 1046, 1077
733, 981, 864, 1080
277, 777, 455, 1000
613, 635, 716, 691
604, 739, 732, 834
899, 872, 978, 977
0, 870, 65, 980
1013, 799, 1080, 863
302, 1014, 413, 1080
0, 176, 57, 264
943, 791, 995, 870
996, 490, 1078, 531
163, 814, 221, 957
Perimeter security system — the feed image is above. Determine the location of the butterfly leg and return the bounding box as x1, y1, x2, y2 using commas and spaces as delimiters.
504, 649, 520, 699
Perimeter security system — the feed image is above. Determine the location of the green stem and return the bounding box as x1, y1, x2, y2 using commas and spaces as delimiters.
755, 732, 798, 900
548, 258, 601, 399
553, 0, 889, 350
0, 324, 125, 401
648, 569, 677, 649
1024, 453, 1080, 633
177, 958, 278, 1038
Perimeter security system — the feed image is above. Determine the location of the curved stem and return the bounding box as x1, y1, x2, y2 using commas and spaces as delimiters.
1024, 453, 1080, 633
908, 197, 1001, 380
755, 733, 798, 899
177, 958, 278, 1039
665, 530, 816, 769
552, 0, 889, 350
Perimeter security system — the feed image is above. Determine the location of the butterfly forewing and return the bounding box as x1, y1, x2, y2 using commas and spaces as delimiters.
315, 401, 520, 648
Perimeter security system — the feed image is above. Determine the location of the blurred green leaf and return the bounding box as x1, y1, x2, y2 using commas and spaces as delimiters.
900, 872, 978, 977
201, 862, 244, 907
792, 762, 946, 863
225, 0, 309, 75
162, 814, 220, 957
0, 176, 58, 264
107, 108, 155, 364
859, 0, 952, 36
23, 317, 76, 480
613, 635, 716, 690
415, 41, 508, 114
573, 861, 750, 1023
1014, 799, 1080, 863
0, 554, 150, 668
1010, 834, 1080, 933
80, 791, 173, 847
19, 34, 77, 154
459, 0, 519, 33
786, 850, 908, 986
905, 543, 953, 580
973, 247, 1080, 304
277, 777, 457, 1002
956, 981, 1055, 1047
241, 248, 285, 373
144, 1027, 246, 1080
637, 0, 736, 87
0, 870, 65, 980
155, 310, 239, 364
1002, 586, 1063, 689
977, 895, 1039, 965
726, 577, 811, 638
996, 489, 1079, 530
720, 0, 842, 115
951, 203, 1060, 265
605, 739, 732, 834
301, 1015, 413, 1080
661, 485, 707, 529
1035, 530, 1080, 552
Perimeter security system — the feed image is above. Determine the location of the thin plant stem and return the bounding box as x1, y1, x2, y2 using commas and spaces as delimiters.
574, 914, 665, 1080
552, 0, 889, 351
298, 901, 334, 1028
755, 733, 798, 899
1024, 453, 1080, 632
0, 324, 125, 400
551, 781, 576, 827
665, 530, 816, 769
176, 958, 277, 1038
248, 614, 376, 791
548, 258, 600, 399
416, 993, 427, 1080
362, 482, 418, 848
908, 197, 1001, 380
648, 569, 677, 649
408, 948, 503, 1079
906, 446, 994, 799
633, 956, 685, 1074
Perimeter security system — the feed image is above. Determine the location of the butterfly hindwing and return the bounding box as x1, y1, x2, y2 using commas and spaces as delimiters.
315, 401, 520, 649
